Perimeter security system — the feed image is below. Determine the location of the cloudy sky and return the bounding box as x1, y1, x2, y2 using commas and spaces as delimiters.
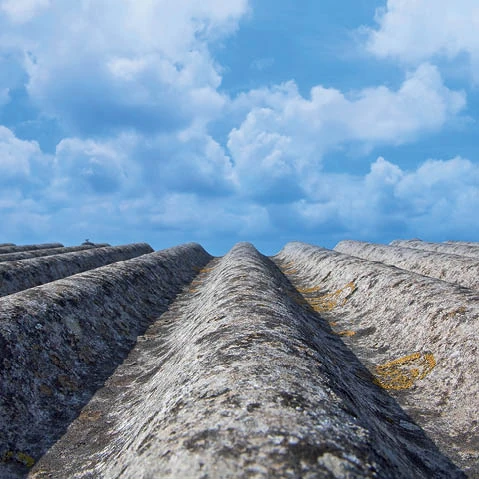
0, 0, 478, 255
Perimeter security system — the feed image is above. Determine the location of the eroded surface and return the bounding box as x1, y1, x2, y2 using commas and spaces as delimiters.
0, 243, 212, 478
30, 243, 464, 479
335, 240, 479, 290
0, 244, 110, 263
391, 239, 479, 260
0, 239, 476, 478
273, 242, 478, 477
0, 243, 152, 296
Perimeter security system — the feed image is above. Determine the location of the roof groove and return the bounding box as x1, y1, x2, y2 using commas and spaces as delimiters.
334, 240, 479, 290
273, 242, 478, 476
0, 239, 476, 478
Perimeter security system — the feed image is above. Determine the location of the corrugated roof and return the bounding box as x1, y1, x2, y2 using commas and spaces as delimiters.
0, 239, 477, 478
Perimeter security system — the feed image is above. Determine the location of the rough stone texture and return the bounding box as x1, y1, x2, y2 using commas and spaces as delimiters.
0, 244, 110, 263
0, 239, 476, 478
0, 243, 63, 254
30, 243, 464, 479
0, 243, 152, 297
445, 241, 479, 247
0, 243, 15, 247
0, 243, 212, 478
391, 239, 479, 260
272, 242, 478, 477
334, 240, 479, 290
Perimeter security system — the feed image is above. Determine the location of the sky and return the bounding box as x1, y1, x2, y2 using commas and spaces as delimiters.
0, 0, 478, 255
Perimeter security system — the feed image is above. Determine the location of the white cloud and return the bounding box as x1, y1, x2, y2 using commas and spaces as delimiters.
227, 64, 465, 201
0, 125, 43, 180
148, 128, 237, 195
0, 0, 248, 134
291, 156, 479, 238
1, 122, 477, 249
54, 134, 141, 195
0, 184, 52, 241
0, 1, 475, 248
0, 0, 50, 23
365, 0, 479, 79
227, 107, 309, 201
367, 156, 403, 186
394, 156, 479, 216
0, 126, 254, 244
130, 192, 270, 236
0, 48, 28, 97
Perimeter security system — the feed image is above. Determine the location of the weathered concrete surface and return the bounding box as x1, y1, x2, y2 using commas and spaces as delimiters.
445, 241, 479, 247
0, 243, 152, 297
391, 239, 479, 260
30, 243, 463, 479
334, 240, 479, 290
0, 243, 63, 254
0, 244, 110, 263
273, 243, 478, 477
0, 243, 212, 478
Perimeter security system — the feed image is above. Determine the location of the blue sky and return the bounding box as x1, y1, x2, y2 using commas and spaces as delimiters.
0, 0, 478, 255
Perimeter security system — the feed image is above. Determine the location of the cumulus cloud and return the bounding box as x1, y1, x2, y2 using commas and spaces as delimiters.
48, 126, 237, 202
54, 135, 141, 196
0, 1, 475, 250
1, 118, 477, 250
0, 126, 242, 244
290, 156, 479, 240
0, 0, 249, 134
365, 0, 479, 79
0, 125, 48, 182
227, 64, 465, 201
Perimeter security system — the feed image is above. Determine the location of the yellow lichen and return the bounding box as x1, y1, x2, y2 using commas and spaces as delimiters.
337, 330, 356, 337
305, 282, 357, 312
199, 267, 214, 273
446, 306, 467, 319
16, 452, 35, 468
373, 352, 436, 390
2, 451, 35, 468
79, 409, 102, 421
281, 261, 299, 274
296, 285, 322, 294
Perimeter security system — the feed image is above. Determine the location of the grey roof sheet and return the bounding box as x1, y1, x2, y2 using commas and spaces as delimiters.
0, 240, 476, 478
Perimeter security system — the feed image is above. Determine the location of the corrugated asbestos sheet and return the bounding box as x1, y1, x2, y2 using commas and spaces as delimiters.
0, 240, 477, 479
